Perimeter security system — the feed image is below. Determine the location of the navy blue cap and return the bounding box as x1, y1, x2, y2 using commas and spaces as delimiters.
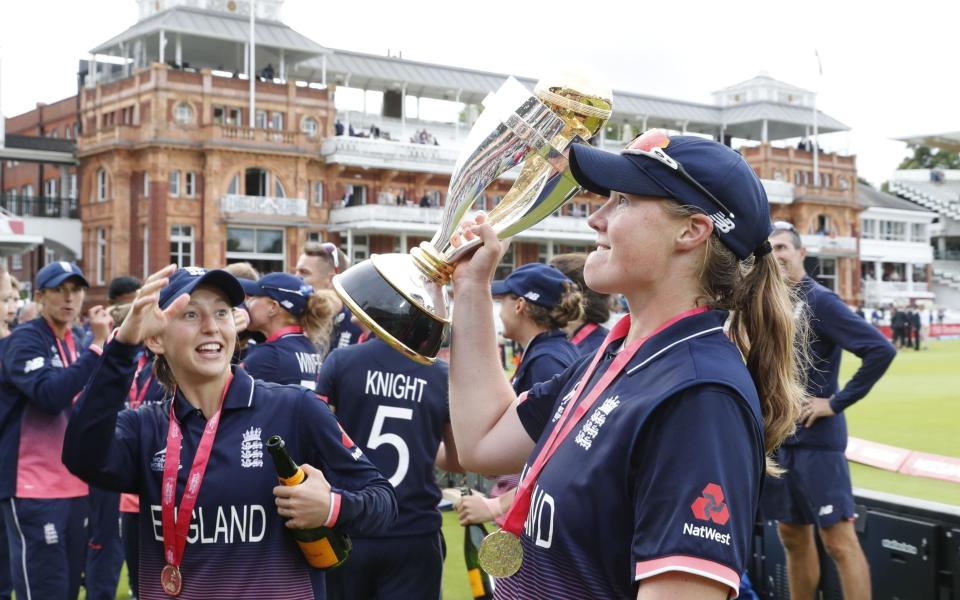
491, 263, 573, 309
569, 135, 772, 260
239, 272, 312, 316
36, 261, 89, 290
158, 267, 245, 310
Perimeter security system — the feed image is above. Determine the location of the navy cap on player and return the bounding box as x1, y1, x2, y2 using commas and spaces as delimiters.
158, 267, 245, 309
491, 263, 573, 309
239, 272, 313, 316
36, 261, 89, 290
569, 130, 773, 261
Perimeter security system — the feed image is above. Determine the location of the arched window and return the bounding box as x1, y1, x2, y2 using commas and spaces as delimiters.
174, 102, 195, 125
301, 117, 319, 136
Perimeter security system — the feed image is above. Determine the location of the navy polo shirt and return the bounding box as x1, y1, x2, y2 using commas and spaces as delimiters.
240, 327, 323, 390
570, 322, 609, 357
785, 277, 896, 450
318, 338, 449, 537
62, 341, 397, 600
0, 318, 100, 500
498, 311, 764, 599
511, 330, 580, 395
330, 306, 363, 351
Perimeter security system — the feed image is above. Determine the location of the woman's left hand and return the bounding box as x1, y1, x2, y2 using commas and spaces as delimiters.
273, 463, 333, 529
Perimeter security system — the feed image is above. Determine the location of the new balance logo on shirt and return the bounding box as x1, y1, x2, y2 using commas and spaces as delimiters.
24, 356, 44, 373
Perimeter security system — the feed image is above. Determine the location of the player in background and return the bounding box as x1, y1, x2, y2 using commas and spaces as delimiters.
239, 273, 338, 390
294, 242, 362, 350
763, 222, 896, 600
318, 328, 460, 599
549, 253, 612, 356
0, 262, 112, 600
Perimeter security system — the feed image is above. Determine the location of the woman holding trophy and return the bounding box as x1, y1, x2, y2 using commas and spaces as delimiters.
447, 131, 804, 599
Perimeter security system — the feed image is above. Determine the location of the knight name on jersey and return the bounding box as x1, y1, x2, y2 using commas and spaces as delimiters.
149, 504, 267, 544
294, 352, 322, 375
682, 522, 731, 546
364, 369, 428, 403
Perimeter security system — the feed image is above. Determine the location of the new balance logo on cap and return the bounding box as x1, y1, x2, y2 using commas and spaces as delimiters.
59, 261, 73, 273
690, 483, 729, 525
709, 212, 736, 233
524, 291, 540, 302
184, 266, 207, 276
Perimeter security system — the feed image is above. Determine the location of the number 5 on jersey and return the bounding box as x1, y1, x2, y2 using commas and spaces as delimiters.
367, 405, 413, 487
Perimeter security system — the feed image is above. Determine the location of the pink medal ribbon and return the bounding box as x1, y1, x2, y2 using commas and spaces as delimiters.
159, 374, 233, 596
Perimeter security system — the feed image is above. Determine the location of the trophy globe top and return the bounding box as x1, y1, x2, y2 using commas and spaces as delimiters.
534, 71, 613, 140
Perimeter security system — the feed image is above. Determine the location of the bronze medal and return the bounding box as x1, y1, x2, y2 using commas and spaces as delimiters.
161, 564, 182, 596
478, 529, 523, 578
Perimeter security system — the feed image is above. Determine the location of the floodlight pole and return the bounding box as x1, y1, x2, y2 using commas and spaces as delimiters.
813, 50, 823, 187
249, 0, 256, 128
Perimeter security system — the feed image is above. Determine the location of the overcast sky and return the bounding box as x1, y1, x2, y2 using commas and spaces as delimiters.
2, 0, 957, 186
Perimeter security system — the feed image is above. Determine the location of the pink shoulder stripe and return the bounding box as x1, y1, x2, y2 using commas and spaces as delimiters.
635, 555, 739, 598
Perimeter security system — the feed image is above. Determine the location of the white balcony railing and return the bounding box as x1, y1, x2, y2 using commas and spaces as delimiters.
220, 194, 307, 218
321, 136, 462, 174
801, 234, 858, 256
328, 204, 594, 242
862, 280, 933, 302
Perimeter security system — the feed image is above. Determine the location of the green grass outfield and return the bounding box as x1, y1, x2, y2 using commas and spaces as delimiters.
86, 339, 960, 599
842, 337, 960, 506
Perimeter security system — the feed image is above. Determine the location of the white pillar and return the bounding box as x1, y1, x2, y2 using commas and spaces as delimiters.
159, 30, 166, 64
120, 42, 128, 77
346, 229, 354, 263
248, 0, 256, 128
399, 231, 408, 252
641, 115, 648, 132
175, 33, 182, 66
547, 240, 554, 262
279, 49, 285, 81
454, 89, 462, 141
90, 54, 98, 87
401, 83, 407, 140
243, 42, 249, 76
906, 263, 914, 292
321, 53, 327, 86
874, 261, 882, 282
761, 119, 768, 144
0, 54, 4, 148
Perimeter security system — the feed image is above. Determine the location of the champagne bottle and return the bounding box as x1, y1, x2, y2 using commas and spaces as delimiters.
461, 487, 495, 599
267, 435, 351, 569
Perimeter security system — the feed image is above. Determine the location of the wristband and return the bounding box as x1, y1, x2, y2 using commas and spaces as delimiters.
483, 495, 504, 518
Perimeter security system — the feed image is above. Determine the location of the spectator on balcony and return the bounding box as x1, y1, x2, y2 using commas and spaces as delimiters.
335, 120, 344, 136
260, 63, 275, 81
419, 194, 431, 208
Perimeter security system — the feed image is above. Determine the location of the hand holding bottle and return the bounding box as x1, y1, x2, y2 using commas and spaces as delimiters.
273, 462, 332, 529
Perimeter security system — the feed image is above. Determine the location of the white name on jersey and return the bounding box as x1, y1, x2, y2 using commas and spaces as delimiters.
150, 504, 267, 544
295, 352, 323, 375
523, 483, 555, 549
364, 370, 428, 403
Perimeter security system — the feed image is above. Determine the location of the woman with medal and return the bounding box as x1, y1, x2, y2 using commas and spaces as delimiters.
448, 131, 805, 599
62, 265, 396, 600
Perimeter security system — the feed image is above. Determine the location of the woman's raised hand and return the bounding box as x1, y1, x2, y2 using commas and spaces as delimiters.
115, 265, 189, 345
449, 212, 508, 288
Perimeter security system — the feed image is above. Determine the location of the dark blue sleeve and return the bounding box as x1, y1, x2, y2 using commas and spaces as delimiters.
5, 326, 104, 414
517, 355, 571, 394
631, 385, 762, 596
315, 348, 339, 407
240, 343, 280, 382
515, 362, 582, 442
295, 389, 397, 535
62, 340, 144, 493
812, 291, 896, 412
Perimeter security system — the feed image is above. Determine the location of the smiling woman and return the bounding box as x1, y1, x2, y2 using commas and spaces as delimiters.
62, 265, 396, 600
447, 133, 806, 599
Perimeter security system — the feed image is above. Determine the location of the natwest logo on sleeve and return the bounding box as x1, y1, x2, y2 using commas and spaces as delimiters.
690, 483, 729, 525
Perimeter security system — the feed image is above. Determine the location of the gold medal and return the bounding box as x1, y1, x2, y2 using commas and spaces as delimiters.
478, 529, 523, 578
161, 564, 182, 596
